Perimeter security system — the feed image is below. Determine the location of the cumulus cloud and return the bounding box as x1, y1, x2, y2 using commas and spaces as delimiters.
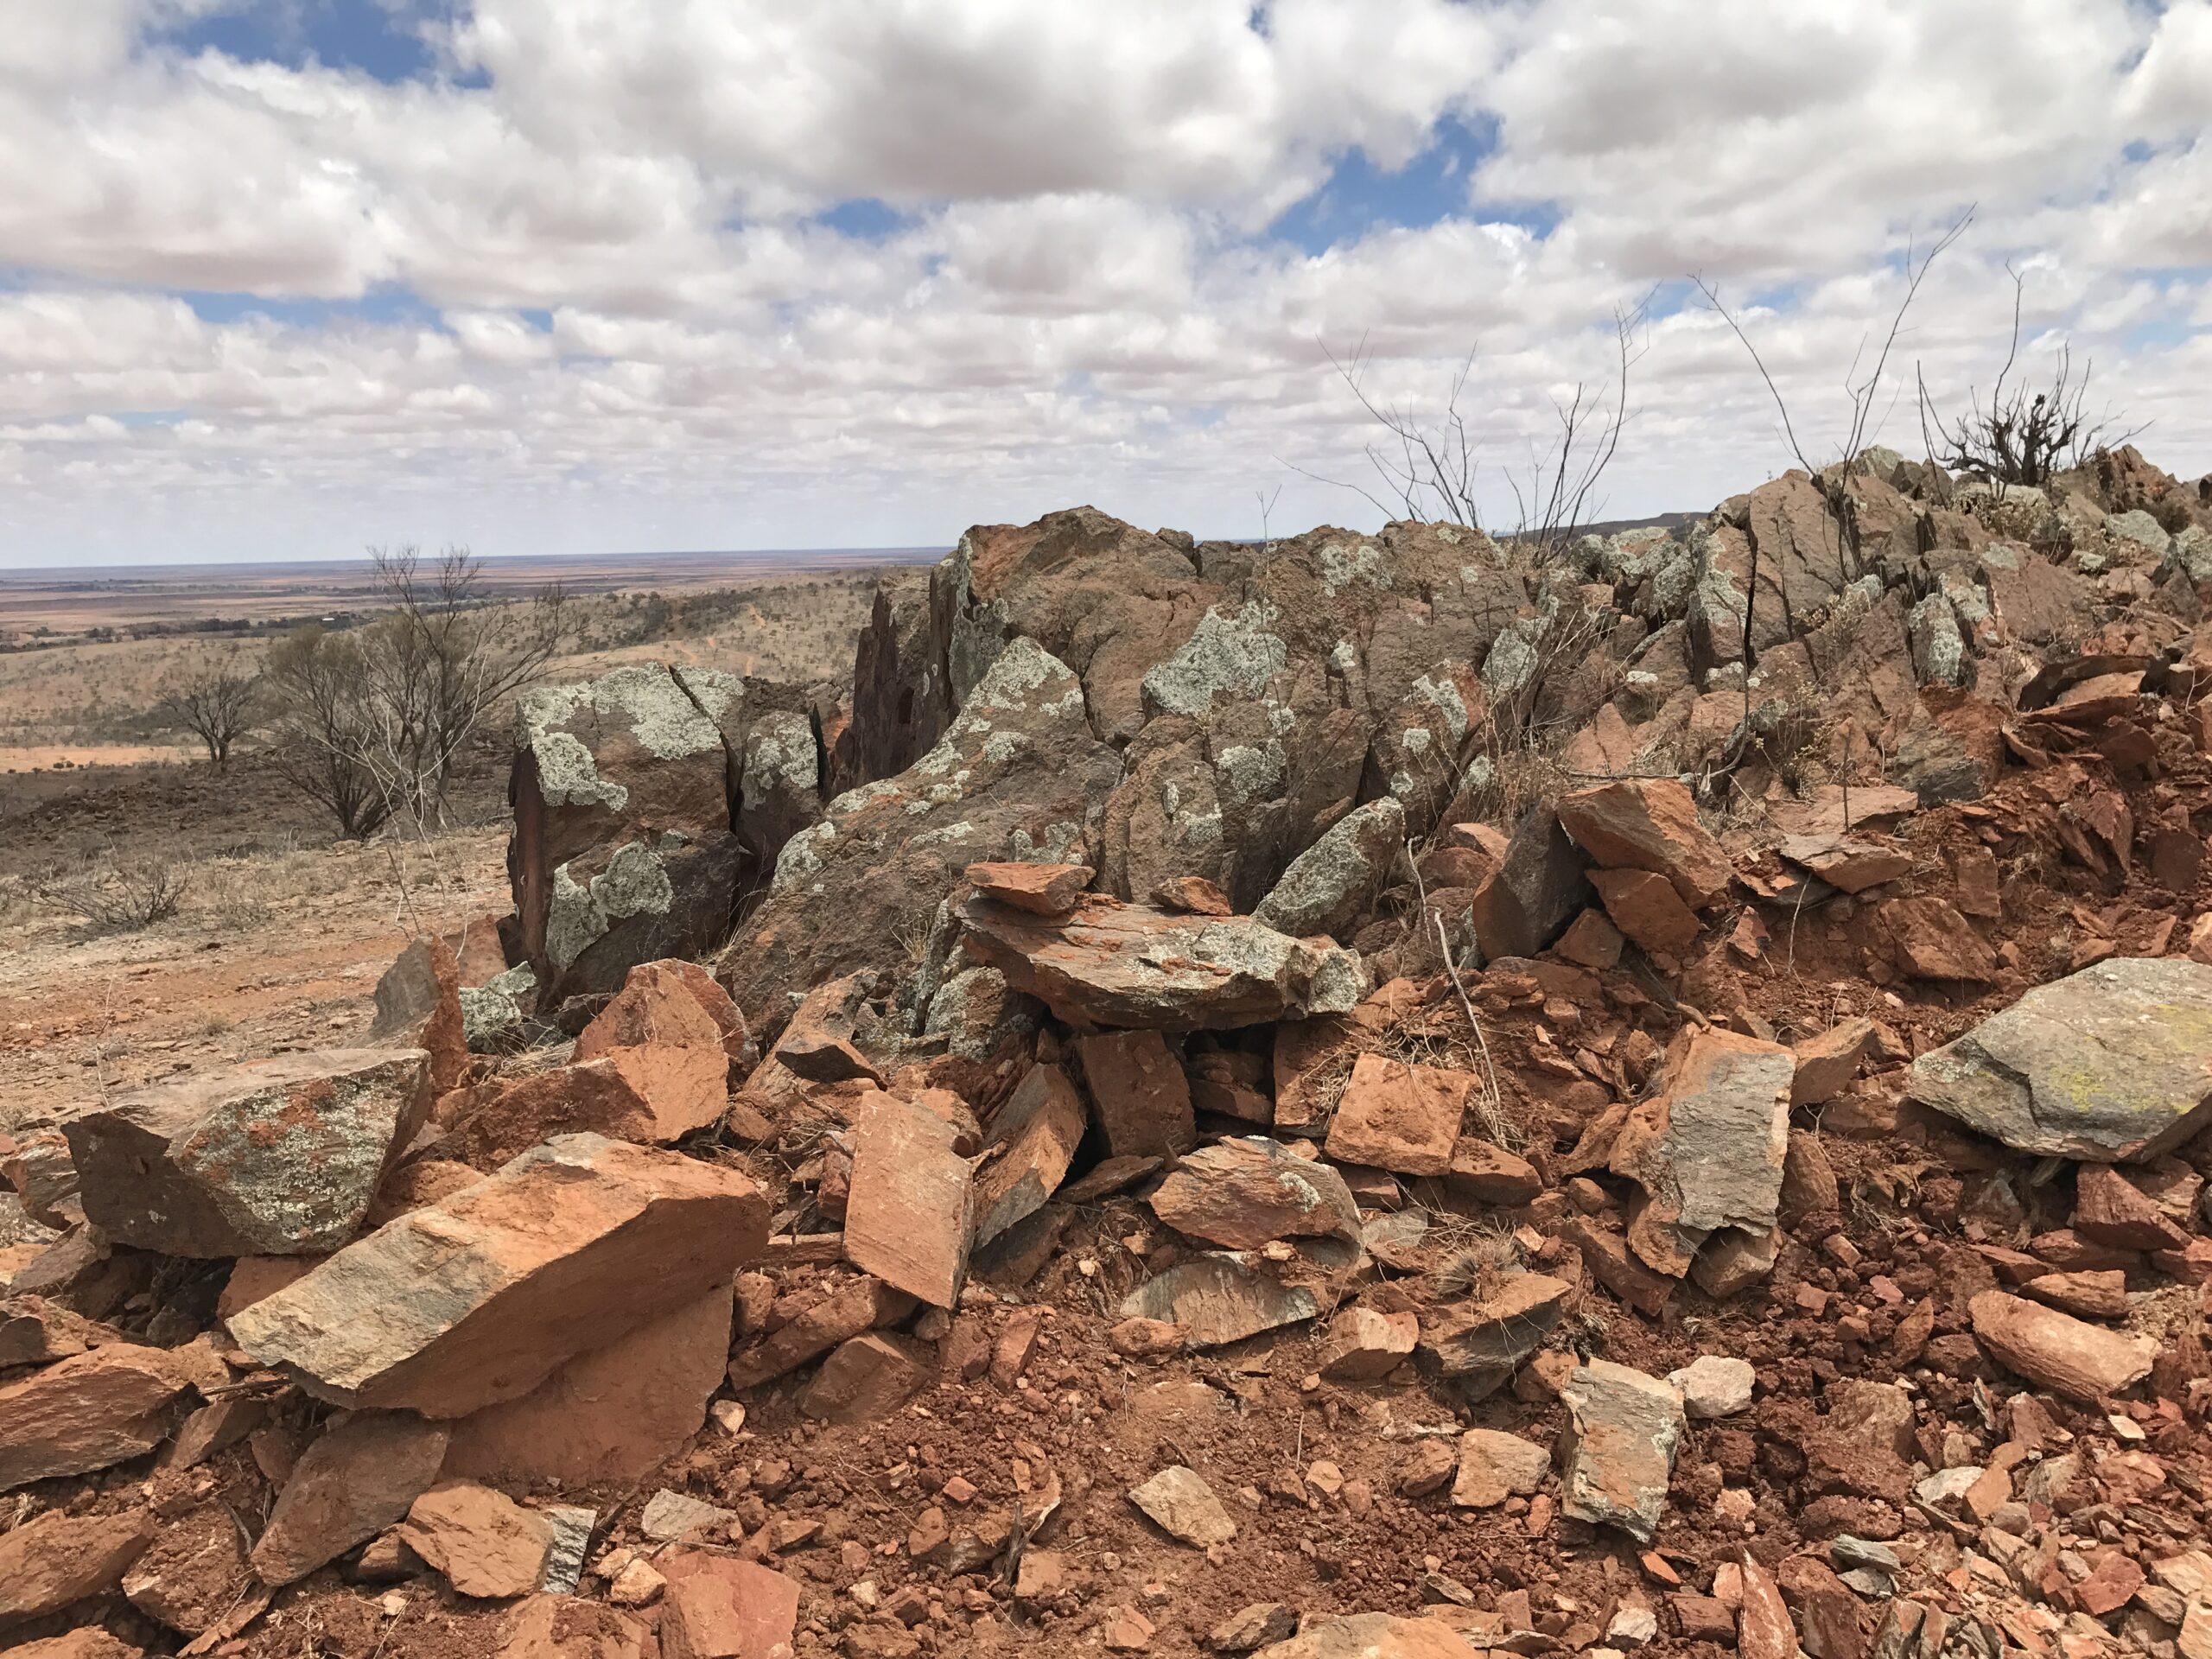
0, 0, 2206, 563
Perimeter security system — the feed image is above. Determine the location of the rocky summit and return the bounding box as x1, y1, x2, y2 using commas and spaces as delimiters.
14, 445, 2212, 1657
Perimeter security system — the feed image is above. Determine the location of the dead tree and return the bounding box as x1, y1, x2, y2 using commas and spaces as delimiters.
1916, 264, 2143, 489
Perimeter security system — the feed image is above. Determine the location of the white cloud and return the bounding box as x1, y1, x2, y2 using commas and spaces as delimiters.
0, 0, 2205, 564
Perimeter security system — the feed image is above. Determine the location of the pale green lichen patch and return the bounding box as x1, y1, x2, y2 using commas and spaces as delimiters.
1410, 673, 1471, 741
1319, 541, 1388, 596
531, 730, 629, 811
545, 841, 675, 969
1142, 601, 1287, 716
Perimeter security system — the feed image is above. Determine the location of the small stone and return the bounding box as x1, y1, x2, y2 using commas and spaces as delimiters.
1208, 1601, 1298, 1652
1969, 1290, 2157, 1402
1077, 1030, 1198, 1158
122, 1502, 251, 1634
1149, 1136, 1358, 1250
1103, 1606, 1157, 1651
2075, 1164, 2190, 1251
0, 1344, 190, 1491
1319, 1306, 1419, 1381
399, 1482, 554, 1599
1445, 1137, 1542, 1205
1789, 1020, 1876, 1108
1737, 1558, 1800, 1659
607, 1559, 666, 1607
656, 1550, 801, 1659
799, 1332, 935, 1424
964, 861, 1094, 917
1451, 1428, 1550, 1509
1667, 1356, 1754, 1419
497, 1596, 648, 1659
641, 1489, 739, 1542
843, 1096, 974, 1308
1128, 1465, 1236, 1547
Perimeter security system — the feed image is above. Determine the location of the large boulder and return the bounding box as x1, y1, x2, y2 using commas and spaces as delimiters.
228, 1134, 767, 1418
1910, 958, 2212, 1161
717, 638, 1122, 1029
509, 663, 753, 1003
64, 1049, 428, 1257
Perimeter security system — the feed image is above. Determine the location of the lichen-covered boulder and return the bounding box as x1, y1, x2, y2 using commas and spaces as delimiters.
715, 639, 1122, 1031
509, 663, 750, 1003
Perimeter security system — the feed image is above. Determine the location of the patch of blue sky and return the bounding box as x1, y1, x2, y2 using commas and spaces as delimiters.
162, 0, 452, 84
1268, 117, 1507, 253
181, 286, 442, 328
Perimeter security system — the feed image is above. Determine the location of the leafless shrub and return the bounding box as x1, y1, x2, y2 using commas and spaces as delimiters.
1916, 265, 2144, 489
29, 856, 191, 932
1287, 301, 1647, 560
159, 645, 258, 769
264, 625, 391, 840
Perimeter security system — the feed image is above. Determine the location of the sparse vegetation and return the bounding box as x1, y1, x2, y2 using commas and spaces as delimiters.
29, 854, 191, 932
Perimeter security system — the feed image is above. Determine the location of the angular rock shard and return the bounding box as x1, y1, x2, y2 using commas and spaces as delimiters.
1119, 1254, 1319, 1349
1910, 958, 2212, 1161
657, 1550, 802, 1659
1253, 797, 1405, 940
230, 1133, 767, 1417
0, 1505, 156, 1626
1559, 1358, 1684, 1542
1128, 1465, 1236, 1546
960, 894, 1369, 1031
965, 860, 1094, 916
65, 1048, 429, 1257
1967, 1290, 2157, 1403
251, 1411, 450, 1585
1611, 1027, 1792, 1278
1557, 778, 1732, 907
1324, 1054, 1471, 1178
0, 1344, 190, 1491
972, 1063, 1086, 1248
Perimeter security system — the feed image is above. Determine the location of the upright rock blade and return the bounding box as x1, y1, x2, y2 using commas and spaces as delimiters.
229, 1134, 768, 1418
1611, 1027, 1792, 1277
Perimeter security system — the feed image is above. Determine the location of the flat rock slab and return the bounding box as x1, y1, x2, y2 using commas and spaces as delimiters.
1968, 1290, 2157, 1403
1128, 1465, 1237, 1546
0, 1505, 156, 1624
230, 1133, 767, 1418
1559, 1358, 1684, 1542
251, 1411, 450, 1585
657, 1550, 801, 1659
843, 1097, 974, 1307
400, 1481, 554, 1599
1319, 1306, 1419, 1381
1416, 1273, 1570, 1392
1668, 1355, 1755, 1418
65, 1048, 429, 1257
960, 894, 1369, 1031
1324, 1055, 1471, 1177
1120, 1254, 1319, 1349
0, 1344, 190, 1491
800, 1332, 935, 1424
965, 861, 1094, 916
1148, 1136, 1358, 1250
1611, 1027, 1792, 1277
1911, 957, 2212, 1160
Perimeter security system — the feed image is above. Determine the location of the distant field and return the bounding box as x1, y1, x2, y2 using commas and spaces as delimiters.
0, 545, 944, 635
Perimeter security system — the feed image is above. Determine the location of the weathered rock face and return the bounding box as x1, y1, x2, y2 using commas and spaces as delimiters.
1254, 798, 1406, 942
1119, 1254, 1320, 1349
1075, 1029, 1197, 1157
1910, 958, 2212, 1161
842, 1096, 974, 1307
442, 1283, 734, 1489
718, 639, 1122, 1029
1558, 1358, 1685, 1541
65, 1048, 428, 1257
1468, 807, 1592, 962
229, 1134, 768, 1418
960, 893, 1370, 1030
1556, 777, 1732, 907
0, 1505, 155, 1625
1611, 1027, 1793, 1278
510, 663, 754, 1003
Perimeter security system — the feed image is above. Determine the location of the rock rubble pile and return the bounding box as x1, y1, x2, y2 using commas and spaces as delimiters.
10, 445, 2212, 1658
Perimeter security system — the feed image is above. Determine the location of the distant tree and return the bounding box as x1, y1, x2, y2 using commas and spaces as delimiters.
159, 645, 258, 770
263, 626, 391, 840
258, 549, 571, 836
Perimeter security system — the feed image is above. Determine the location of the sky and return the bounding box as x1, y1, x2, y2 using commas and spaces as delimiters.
1, 0, 2208, 568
